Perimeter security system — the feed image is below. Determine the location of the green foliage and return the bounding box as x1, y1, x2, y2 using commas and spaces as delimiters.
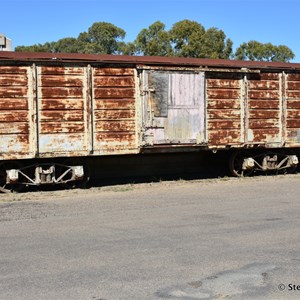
84, 22, 126, 54
169, 20, 232, 59
15, 42, 55, 52
74, 22, 126, 54
16, 22, 126, 55
15, 20, 295, 62
52, 37, 79, 53
274, 45, 295, 62
131, 20, 232, 59
134, 21, 172, 56
119, 42, 136, 55
169, 19, 205, 57
76, 32, 95, 54
234, 40, 295, 62
200, 28, 233, 59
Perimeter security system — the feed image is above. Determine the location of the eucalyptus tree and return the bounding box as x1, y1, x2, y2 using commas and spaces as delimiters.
77, 22, 126, 54
234, 41, 295, 62
134, 21, 173, 56
169, 20, 232, 59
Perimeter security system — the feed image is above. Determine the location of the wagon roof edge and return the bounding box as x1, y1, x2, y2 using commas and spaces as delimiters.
1, 51, 300, 71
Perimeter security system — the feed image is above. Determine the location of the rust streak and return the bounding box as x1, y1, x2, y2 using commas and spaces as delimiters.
207, 99, 240, 109
286, 110, 300, 119
287, 81, 300, 90
94, 99, 135, 110
287, 100, 300, 109
286, 119, 300, 128
208, 110, 241, 119
0, 122, 29, 134
0, 111, 28, 122
94, 110, 135, 120
0, 99, 28, 110
249, 110, 279, 119
206, 79, 240, 89
248, 99, 279, 109
207, 90, 240, 99
208, 130, 240, 144
40, 110, 84, 121
0, 87, 28, 98
287, 91, 300, 99
41, 99, 84, 110
94, 88, 135, 99
93, 76, 134, 87
40, 87, 83, 98
0, 66, 28, 74
95, 121, 135, 132
251, 129, 280, 142
259, 73, 279, 80
40, 122, 85, 133
249, 119, 279, 129
93, 68, 134, 76
287, 74, 300, 81
208, 120, 240, 130
249, 81, 279, 90
95, 132, 136, 142
249, 91, 279, 100
0, 74, 28, 86
40, 66, 84, 75
40, 76, 84, 87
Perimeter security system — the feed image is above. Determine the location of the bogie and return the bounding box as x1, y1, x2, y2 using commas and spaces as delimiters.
0, 160, 89, 193
229, 150, 299, 177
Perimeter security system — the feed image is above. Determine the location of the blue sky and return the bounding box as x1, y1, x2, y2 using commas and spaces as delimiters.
1, 0, 299, 61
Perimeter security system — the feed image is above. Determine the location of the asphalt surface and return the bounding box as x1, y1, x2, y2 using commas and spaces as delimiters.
1, 174, 300, 300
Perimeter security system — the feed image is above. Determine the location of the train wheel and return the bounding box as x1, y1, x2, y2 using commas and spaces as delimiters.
277, 149, 298, 175
229, 150, 253, 177
0, 162, 24, 192
60, 159, 90, 189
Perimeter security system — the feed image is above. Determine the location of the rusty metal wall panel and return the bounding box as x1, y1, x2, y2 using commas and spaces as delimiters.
286, 73, 300, 145
206, 74, 242, 145
0, 66, 35, 159
37, 66, 90, 155
247, 73, 281, 144
92, 67, 138, 155
1, 58, 298, 162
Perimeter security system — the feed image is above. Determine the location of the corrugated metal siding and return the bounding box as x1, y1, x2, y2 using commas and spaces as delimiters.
247, 73, 281, 144
37, 66, 90, 155
286, 73, 300, 144
206, 73, 242, 145
0, 66, 34, 159
92, 67, 138, 154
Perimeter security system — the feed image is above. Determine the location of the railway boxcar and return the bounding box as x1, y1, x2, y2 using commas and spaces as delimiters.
0, 52, 299, 191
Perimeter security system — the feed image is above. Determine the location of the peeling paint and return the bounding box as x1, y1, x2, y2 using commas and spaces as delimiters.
0, 57, 300, 163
